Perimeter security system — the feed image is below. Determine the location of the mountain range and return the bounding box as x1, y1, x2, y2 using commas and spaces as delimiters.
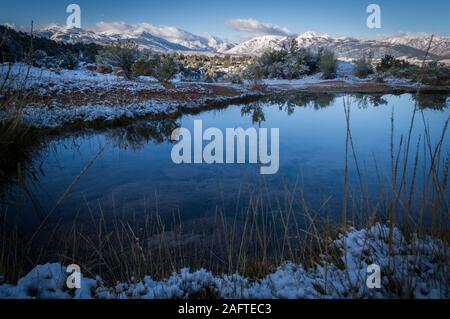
35, 24, 235, 53
32, 24, 450, 61
228, 32, 450, 61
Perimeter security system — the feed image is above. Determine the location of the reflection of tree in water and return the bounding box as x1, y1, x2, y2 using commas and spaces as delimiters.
351, 93, 448, 110
351, 94, 388, 108
241, 102, 266, 125
107, 118, 180, 151
265, 93, 336, 114
412, 94, 449, 110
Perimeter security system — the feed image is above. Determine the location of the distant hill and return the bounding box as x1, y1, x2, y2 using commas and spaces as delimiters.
0, 25, 102, 63
2, 23, 449, 63
227, 31, 449, 61
35, 24, 235, 53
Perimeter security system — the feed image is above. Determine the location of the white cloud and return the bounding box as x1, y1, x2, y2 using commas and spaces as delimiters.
225, 18, 292, 36
93, 21, 223, 50
95, 21, 135, 33
94, 21, 192, 39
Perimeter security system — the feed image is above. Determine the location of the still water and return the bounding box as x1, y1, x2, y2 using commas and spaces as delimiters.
2, 93, 449, 230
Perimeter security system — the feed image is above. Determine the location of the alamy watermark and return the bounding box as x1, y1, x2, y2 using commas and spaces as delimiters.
66, 264, 81, 289
66, 4, 81, 28
170, 120, 280, 175
366, 264, 382, 289
367, 4, 382, 29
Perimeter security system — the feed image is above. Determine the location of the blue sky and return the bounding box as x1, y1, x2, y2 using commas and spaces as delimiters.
1, 0, 449, 40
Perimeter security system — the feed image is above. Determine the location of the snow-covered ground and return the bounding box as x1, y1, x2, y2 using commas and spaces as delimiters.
262, 61, 416, 88
0, 62, 165, 93
0, 224, 448, 299
3, 92, 257, 128
0, 63, 259, 128
0, 61, 437, 128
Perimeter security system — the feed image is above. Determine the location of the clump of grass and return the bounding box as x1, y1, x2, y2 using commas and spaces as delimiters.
318, 48, 338, 79
0, 26, 46, 185
353, 54, 374, 78
0, 116, 41, 184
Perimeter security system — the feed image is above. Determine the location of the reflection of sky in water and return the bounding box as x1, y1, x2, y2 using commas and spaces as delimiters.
3, 94, 449, 229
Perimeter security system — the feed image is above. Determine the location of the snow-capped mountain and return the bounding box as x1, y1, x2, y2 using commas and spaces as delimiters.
382, 33, 450, 58
225, 31, 448, 61
226, 35, 288, 55
226, 32, 336, 55
35, 24, 234, 53
36, 24, 112, 44
32, 24, 450, 60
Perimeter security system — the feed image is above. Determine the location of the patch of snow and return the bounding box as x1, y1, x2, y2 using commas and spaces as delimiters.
0, 63, 165, 93
0, 63, 260, 128
261, 60, 354, 87
262, 72, 325, 86
1, 224, 448, 299
0, 92, 259, 128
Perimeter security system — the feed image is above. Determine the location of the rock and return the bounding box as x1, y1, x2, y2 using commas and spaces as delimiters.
114, 69, 126, 77
85, 65, 97, 72
96, 65, 113, 74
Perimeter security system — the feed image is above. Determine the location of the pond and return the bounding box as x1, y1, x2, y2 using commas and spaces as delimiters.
1, 93, 449, 233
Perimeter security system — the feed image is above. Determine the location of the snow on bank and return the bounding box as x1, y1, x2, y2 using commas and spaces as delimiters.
1, 224, 448, 299
262, 61, 355, 86
0, 63, 165, 93
0, 92, 258, 128
0, 63, 259, 128
262, 61, 418, 88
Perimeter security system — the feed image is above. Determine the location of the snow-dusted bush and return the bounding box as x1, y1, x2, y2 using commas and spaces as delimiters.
153, 55, 178, 83
179, 67, 203, 82
353, 54, 374, 78
59, 53, 79, 70
254, 43, 317, 80
414, 62, 450, 86
318, 48, 338, 79
96, 41, 140, 79
242, 64, 265, 88
131, 59, 155, 77
221, 73, 243, 84
376, 54, 410, 73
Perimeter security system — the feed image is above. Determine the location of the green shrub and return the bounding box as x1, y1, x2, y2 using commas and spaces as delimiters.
414, 62, 450, 86
255, 45, 316, 80
222, 73, 242, 84
59, 52, 78, 70
376, 55, 411, 73
318, 49, 338, 79
377, 55, 396, 72
353, 54, 374, 78
131, 59, 155, 77
153, 55, 178, 83
242, 64, 265, 88
96, 41, 140, 78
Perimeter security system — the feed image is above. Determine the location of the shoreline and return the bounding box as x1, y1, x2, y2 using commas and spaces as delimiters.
1, 63, 449, 129
1, 82, 448, 130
